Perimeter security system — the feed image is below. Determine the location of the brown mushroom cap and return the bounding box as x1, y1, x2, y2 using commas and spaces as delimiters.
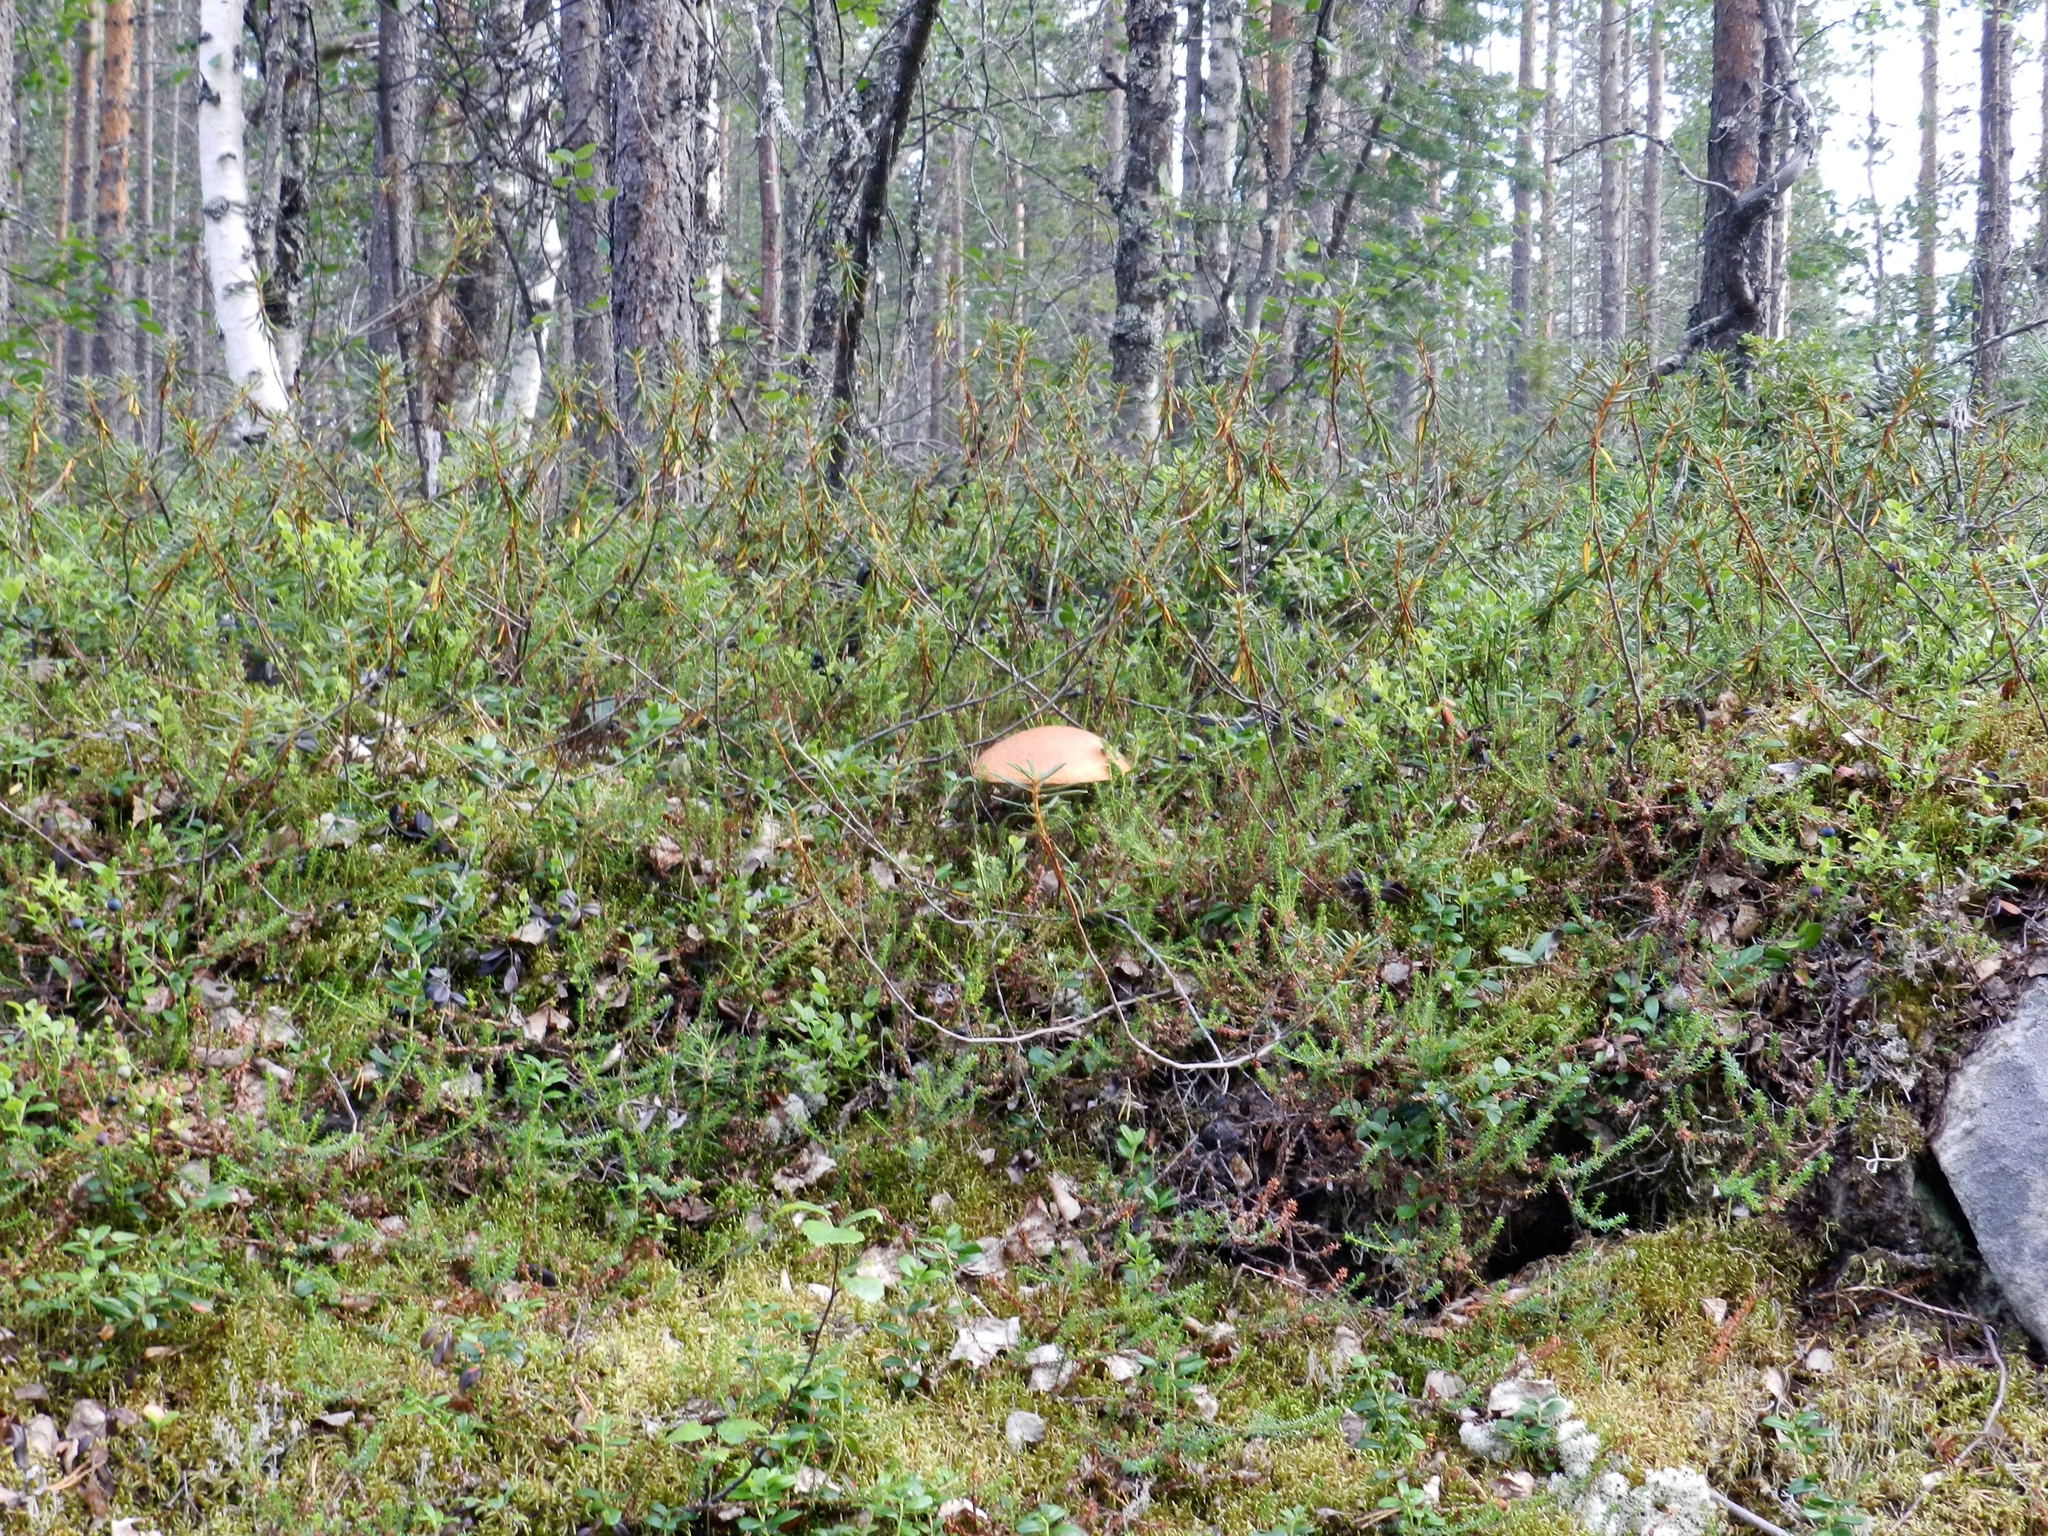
971, 725, 1129, 789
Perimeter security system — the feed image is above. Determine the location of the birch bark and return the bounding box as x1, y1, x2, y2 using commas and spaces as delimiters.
195, 0, 289, 432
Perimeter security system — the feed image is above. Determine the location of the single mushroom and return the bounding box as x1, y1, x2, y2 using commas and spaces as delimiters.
971, 725, 1129, 791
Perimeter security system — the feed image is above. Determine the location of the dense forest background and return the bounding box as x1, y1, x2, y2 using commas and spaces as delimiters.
1, 0, 2043, 460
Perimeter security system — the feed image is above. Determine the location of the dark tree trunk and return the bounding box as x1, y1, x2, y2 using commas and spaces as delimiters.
1973, 0, 2014, 403
62, 8, 102, 398
1109, 0, 1175, 443
132, 0, 153, 387
1678, 0, 1812, 371
1507, 0, 1536, 411
560, 0, 611, 397
251, 0, 314, 389
751, 0, 783, 358
802, 0, 942, 481
1596, 0, 1622, 348
370, 0, 419, 366
611, 0, 724, 410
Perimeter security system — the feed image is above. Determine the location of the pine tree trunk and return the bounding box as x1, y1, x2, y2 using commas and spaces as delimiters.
752, 0, 783, 357
1596, 0, 1622, 347
370, 0, 418, 361
1181, 0, 1203, 222
1507, 0, 1536, 411
1916, 0, 1938, 352
0, 0, 17, 327
132, 0, 154, 388
1973, 0, 2014, 402
1102, 0, 1126, 191
1682, 0, 1810, 368
1111, 0, 1175, 443
1637, 5, 1662, 344
611, 0, 724, 407
194, 0, 289, 434
92, 0, 133, 380
63, 8, 102, 399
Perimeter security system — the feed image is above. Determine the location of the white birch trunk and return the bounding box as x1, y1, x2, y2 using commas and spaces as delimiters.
501, 216, 563, 434
195, 0, 288, 435
496, 0, 563, 435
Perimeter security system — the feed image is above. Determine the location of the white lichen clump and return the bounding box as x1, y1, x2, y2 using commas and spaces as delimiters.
1464, 1374, 1714, 1536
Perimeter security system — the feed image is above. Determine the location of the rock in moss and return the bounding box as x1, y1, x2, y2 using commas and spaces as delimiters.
1934, 977, 2048, 1345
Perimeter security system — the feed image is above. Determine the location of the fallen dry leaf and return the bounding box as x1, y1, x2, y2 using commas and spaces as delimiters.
770, 1144, 838, 1195
949, 1316, 1020, 1370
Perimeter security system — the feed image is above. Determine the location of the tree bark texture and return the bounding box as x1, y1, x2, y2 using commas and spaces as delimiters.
195, 0, 290, 433
1596, 0, 1623, 347
1507, 0, 1536, 411
132, 0, 154, 384
560, 0, 611, 394
805, 0, 942, 480
1974, 0, 2014, 402
1916, 0, 1938, 352
370, 0, 419, 362
1191, 0, 1241, 368
1637, 5, 1662, 344
1680, 0, 1811, 369
751, 0, 784, 357
611, 0, 724, 405
63, 8, 102, 394
251, 0, 313, 389
1110, 0, 1175, 444
92, 0, 133, 378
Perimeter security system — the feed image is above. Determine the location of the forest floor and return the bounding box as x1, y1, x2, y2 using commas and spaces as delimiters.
0, 364, 2046, 1534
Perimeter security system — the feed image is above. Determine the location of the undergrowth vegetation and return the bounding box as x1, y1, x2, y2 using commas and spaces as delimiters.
1, 352, 2046, 1531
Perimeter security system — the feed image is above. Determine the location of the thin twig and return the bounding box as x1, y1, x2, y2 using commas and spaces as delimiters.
1562, 129, 1734, 196
1707, 1491, 1796, 1536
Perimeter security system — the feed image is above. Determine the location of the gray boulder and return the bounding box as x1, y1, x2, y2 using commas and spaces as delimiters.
1933, 976, 2048, 1344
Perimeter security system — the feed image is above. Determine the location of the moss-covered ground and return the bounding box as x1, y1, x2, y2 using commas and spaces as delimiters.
1, 361, 2047, 1531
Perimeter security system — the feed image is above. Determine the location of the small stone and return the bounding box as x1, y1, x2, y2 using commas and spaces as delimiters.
1699, 1296, 1729, 1327
1188, 1384, 1220, 1422
929, 1191, 957, 1219
1004, 1410, 1046, 1452
1802, 1345, 1836, 1374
